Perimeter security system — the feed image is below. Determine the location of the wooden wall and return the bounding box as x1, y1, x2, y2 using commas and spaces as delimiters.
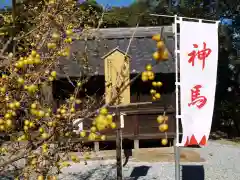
53, 73, 176, 140
81, 104, 175, 140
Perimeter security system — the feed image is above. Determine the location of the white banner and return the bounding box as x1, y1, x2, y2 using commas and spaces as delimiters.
179, 21, 219, 146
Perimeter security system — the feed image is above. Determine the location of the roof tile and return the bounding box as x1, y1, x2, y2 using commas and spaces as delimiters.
57, 26, 176, 77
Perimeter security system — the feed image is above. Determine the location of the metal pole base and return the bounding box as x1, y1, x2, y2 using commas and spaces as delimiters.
174, 139, 181, 180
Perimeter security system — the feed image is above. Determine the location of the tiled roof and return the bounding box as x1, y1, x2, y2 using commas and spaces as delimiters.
57, 26, 176, 77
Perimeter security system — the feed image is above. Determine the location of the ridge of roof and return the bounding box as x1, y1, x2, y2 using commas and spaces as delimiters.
79, 26, 173, 39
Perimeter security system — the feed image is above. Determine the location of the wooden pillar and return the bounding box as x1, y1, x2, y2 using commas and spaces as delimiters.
133, 114, 139, 138
134, 139, 139, 150
40, 82, 54, 107
40, 82, 56, 143
94, 142, 99, 152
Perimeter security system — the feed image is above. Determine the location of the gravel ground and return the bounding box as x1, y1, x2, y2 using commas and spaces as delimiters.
59, 140, 240, 180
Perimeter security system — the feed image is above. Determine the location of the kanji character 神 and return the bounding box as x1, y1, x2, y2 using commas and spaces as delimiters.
188, 42, 212, 70
188, 85, 207, 109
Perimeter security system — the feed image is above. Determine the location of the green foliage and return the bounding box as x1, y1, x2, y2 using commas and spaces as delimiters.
102, 1, 173, 27
78, 0, 103, 12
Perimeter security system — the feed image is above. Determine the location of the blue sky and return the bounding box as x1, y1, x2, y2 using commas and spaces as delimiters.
0, 0, 11, 9
96, 0, 135, 7
0, 0, 135, 9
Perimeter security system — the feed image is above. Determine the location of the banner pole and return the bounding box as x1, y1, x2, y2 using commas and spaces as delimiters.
174, 15, 181, 180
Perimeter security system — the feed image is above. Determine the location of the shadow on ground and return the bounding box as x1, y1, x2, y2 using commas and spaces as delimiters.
129, 166, 150, 180
182, 165, 204, 180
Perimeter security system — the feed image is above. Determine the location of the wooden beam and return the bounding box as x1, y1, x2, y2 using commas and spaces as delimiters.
108, 105, 175, 115
68, 133, 177, 143
110, 101, 153, 108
